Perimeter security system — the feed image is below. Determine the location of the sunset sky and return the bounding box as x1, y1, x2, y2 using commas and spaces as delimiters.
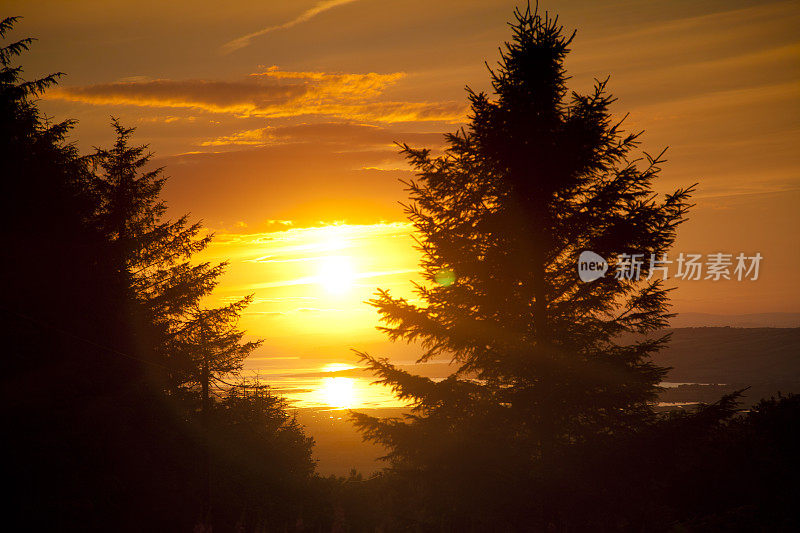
8, 0, 799, 368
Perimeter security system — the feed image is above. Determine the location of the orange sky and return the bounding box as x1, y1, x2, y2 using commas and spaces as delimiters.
7, 0, 799, 362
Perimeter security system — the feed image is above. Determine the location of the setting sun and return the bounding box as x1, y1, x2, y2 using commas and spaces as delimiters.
316, 255, 356, 294
320, 377, 356, 408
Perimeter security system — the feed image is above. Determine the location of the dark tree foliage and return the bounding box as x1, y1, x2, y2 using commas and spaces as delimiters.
0, 16, 176, 529
91, 121, 261, 398
0, 15, 103, 362
352, 4, 695, 527
550, 391, 800, 531
344, 392, 800, 531
206, 383, 319, 529
1, 19, 323, 530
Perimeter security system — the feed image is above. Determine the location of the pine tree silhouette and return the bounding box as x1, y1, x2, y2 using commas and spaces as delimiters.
92, 121, 260, 396
2, 21, 315, 528
352, 4, 695, 527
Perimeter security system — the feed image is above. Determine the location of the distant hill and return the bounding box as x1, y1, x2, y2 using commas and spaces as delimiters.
649, 327, 800, 408
670, 312, 800, 328
342, 327, 800, 384
653, 327, 800, 384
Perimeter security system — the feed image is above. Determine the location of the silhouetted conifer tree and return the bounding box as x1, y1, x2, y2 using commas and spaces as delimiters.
0, 15, 100, 338
352, 4, 695, 527
92, 122, 260, 395
205, 381, 318, 528
2, 19, 321, 529
1, 18, 190, 528
92, 121, 270, 526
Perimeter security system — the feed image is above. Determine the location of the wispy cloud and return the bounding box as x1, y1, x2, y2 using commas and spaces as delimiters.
222, 0, 363, 54
199, 121, 447, 148
238, 268, 417, 291
48, 77, 307, 115
47, 67, 466, 123
213, 222, 414, 256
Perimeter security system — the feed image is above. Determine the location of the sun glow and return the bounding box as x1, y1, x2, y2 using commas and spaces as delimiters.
320, 377, 356, 408
316, 255, 355, 294
322, 362, 357, 372
197, 222, 422, 349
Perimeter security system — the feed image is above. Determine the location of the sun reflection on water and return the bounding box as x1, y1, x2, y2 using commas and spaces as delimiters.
247, 359, 410, 409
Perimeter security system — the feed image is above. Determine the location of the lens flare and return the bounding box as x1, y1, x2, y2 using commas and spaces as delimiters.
434, 268, 456, 286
